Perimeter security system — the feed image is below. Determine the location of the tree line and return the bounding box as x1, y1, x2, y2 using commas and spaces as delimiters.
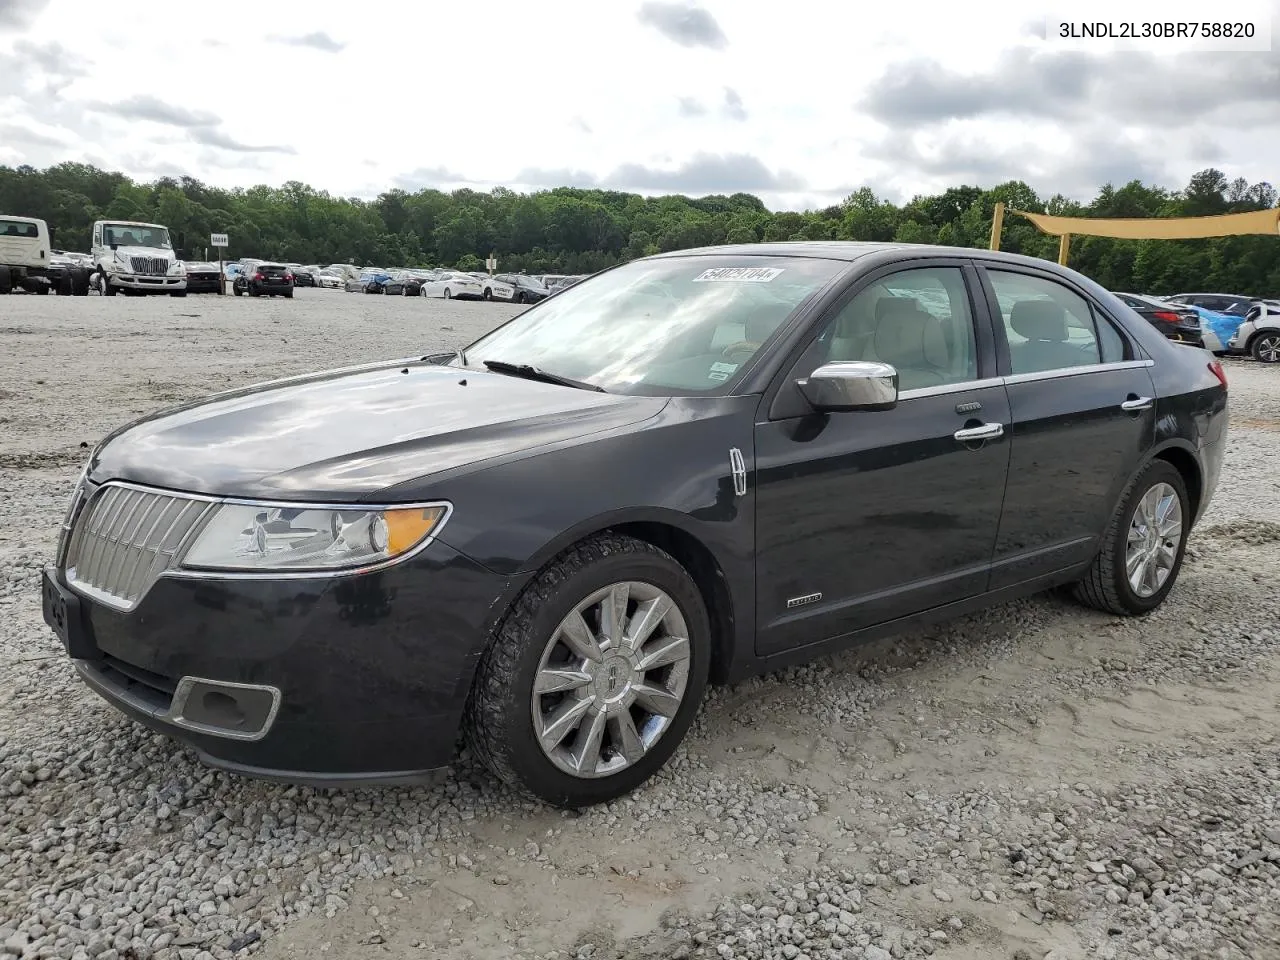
1, 162, 1276, 296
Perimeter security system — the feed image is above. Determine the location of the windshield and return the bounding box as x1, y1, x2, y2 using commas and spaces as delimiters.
455, 255, 844, 396
104, 223, 171, 248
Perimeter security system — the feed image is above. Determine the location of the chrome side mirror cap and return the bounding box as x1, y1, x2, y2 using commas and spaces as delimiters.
797, 361, 898, 412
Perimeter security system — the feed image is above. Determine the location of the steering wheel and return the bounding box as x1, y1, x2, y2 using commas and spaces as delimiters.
720, 341, 760, 363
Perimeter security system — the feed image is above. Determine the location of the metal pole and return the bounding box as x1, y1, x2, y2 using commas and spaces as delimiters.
1058, 233, 1071, 266
989, 202, 1005, 251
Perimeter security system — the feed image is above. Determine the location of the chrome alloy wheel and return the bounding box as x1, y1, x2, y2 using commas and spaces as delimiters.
531, 581, 691, 779
1125, 481, 1183, 598
1254, 333, 1280, 363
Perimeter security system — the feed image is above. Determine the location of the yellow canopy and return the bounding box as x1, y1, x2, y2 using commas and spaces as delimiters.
1009, 207, 1280, 240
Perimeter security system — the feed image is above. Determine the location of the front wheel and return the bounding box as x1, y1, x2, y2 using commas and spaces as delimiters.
443, 288, 451, 299
483, 288, 493, 300
1070, 460, 1189, 616
515, 291, 527, 304
1251, 331, 1280, 363
466, 534, 710, 808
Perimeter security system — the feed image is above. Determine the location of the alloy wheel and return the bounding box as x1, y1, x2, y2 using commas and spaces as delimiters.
1254, 333, 1280, 363
1125, 482, 1183, 598
530, 581, 691, 779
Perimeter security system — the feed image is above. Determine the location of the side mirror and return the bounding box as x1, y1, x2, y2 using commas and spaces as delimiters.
797, 361, 898, 412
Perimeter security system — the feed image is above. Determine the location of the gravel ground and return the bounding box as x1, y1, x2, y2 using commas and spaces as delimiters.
1, 289, 1278, 960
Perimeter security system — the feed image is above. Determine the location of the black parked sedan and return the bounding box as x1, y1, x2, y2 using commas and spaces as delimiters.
232, 262, 295, 298
1113, 292, 1203, 346
182, 262, 224, 294
42, 242, 1227, 807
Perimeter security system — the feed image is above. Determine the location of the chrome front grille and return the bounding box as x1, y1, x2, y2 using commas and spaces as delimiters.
129, 256, 169, 276
65, 484, 213, 611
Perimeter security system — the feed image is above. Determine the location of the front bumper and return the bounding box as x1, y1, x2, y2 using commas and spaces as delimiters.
110, 273, 186, 292
185, 275, 222, 292
46, 539, 515, 785
1227, 320, 1256, 352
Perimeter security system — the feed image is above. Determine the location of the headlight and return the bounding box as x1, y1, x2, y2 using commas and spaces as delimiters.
180, 502, 449, 572
169, 260, 186, 275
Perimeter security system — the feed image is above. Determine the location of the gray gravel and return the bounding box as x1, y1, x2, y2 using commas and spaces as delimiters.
1, 291, 1277, 960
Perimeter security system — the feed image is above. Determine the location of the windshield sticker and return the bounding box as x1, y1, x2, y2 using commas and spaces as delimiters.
692, 267, 784, 283
708, 361, 739, 382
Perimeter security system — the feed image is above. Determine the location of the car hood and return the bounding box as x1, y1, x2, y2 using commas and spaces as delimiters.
89, 359, 667, 501
111, 245, 174, 260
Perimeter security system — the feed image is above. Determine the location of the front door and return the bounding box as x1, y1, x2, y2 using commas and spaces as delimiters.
754, 261, 1011, 657
975, 264, 1157, 589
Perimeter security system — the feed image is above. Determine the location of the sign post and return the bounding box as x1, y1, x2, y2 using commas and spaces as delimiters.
485, 253, 497, 276
211, 233, 229, 294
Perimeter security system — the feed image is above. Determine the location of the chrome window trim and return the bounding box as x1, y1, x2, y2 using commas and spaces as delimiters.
64, 479, 454, 601
894, 359, 1155, 401
168, 676, 283, 742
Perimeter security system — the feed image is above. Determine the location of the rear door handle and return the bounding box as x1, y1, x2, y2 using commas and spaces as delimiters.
1121, 396, 1154, 412
954, 422, 1004, 442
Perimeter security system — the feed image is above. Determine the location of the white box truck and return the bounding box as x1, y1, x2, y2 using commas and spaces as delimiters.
0, 215, 93, 295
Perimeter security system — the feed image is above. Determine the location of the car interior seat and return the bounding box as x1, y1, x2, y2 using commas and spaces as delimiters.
872, 296, 950, 389
1008, 300, 1087, 373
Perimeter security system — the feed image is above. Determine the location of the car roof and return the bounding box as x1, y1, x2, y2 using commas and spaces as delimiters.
644, 240, 1072, 271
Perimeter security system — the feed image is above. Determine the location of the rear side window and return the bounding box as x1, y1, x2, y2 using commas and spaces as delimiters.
0, 219, 39, 238
987, 270, 1126, 375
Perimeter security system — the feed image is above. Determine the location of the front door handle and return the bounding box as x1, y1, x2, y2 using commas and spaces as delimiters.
954, 422, 1004, 442
1121, 396, 1154, 412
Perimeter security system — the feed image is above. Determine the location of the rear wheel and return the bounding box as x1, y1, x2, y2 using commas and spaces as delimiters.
443, 288, 451, 299
1251, 331, 1280, 363
284, 289, 293, 298
515, 291, 527, 304
483, 287, 493, 300
1070, 460, 1189, 616
466, 534, 710, 808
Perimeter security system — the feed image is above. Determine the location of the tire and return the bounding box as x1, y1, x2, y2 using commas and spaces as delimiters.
72, 272, 90, 296
0, 269, 11, 295
1250, 331, 1280, 363
443, 288, 451, 299
36, 284, 49, 295
233, 284, 243, 296
101, 273, 116, 297
1070, 459, 1190, 616
483, 288, 492, 300
284, 289, 293, 299
465, 533, 711, 808
58, 273, 73, 296
515, 291, 527, 304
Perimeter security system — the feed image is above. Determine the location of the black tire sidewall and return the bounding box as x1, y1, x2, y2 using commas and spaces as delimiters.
485, 545, 710, 807
1108, 461, 1190, 613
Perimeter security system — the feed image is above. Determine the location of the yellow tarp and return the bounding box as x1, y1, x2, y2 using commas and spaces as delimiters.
1010, 207, 1280, 240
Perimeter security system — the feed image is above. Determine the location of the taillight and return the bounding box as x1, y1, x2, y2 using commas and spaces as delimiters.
1151, 311, 1182, 324
1208, 359, 1227, 390
284, 273, 293, 281
253, 272, 265, 281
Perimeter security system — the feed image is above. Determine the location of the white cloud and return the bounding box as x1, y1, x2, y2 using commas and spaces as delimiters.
0, 0, 1275, 210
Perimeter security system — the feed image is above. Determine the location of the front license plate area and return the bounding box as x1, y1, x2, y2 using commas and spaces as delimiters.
41, 568, 100, 660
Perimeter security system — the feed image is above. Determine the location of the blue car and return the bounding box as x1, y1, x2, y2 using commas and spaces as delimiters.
1164, 293, 1257, 354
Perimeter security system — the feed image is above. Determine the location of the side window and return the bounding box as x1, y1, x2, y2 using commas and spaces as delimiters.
808, 266, 978, 391
987, 270, 1108, 375
1095, 312, 1127, 363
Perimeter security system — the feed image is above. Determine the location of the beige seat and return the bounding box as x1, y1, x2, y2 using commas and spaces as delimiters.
872, 296, 950, 389
1008, 300, 1086, 373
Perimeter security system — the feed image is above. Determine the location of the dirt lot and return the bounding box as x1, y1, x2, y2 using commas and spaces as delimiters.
1, 289, 1278, 960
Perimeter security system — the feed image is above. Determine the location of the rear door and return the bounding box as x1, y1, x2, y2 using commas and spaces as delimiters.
976, 263, 1156, 590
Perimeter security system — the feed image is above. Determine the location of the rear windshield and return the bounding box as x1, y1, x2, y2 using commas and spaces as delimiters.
0, 219, 40, 238
261, 265, 289, 275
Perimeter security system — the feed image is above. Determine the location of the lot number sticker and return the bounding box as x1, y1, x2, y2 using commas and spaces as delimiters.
692, 267, 784, 283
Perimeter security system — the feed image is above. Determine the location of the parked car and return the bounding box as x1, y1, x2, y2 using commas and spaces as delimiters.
316, 271, 344, 290
496, 273, 549, 303
232, 262, 295, 298
420, 271, 484, 299
289, 264, 316, 287
182, 262, 224, 294
1163, 293, 1257, 354
42, 242, 1227, 807
548, 275, 586, 293
362, 271, 396, 294
1227, 299, 1280, 362
1113, 293, 1202, 346
477, 274, 515, 301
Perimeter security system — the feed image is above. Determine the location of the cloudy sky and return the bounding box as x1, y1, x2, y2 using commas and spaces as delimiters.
1, 0, 1276, 210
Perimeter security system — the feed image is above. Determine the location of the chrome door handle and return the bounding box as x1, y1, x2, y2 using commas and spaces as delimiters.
954, 422, 1004, 442
1121, 396, 1154, 412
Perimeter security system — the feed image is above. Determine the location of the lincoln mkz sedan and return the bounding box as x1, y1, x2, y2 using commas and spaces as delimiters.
43, 242, 1228, 807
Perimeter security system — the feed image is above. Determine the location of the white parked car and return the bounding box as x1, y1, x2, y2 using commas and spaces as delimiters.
1227, 300, 1280, 362
315, 271, 343, 289
420, 271, 484, 300
476, 274, 515, 301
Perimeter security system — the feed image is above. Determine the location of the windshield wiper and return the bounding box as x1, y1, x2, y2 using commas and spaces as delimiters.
481, 360, 605, 392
